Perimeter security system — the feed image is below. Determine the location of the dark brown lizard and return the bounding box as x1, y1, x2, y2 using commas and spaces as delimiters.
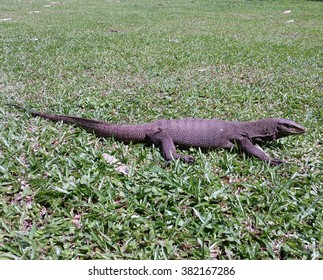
7, 104, 305, 165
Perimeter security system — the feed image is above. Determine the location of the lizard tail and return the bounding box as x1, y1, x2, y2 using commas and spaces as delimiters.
7, 103, 106, 128
6, 103, 147, 142
6, 103, 32, 114
6, 103, 83, 122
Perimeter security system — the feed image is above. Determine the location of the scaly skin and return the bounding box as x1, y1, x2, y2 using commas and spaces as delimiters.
7, 104, 306, 165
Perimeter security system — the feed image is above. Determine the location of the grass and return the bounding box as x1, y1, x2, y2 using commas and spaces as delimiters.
0, 0, 322, 259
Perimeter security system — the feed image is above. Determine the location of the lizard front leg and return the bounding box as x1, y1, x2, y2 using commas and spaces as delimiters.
235, 136, 284, 166
145, 129, 195, 163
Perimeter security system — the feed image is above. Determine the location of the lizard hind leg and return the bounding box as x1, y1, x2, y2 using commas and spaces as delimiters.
145, 129, 195, 163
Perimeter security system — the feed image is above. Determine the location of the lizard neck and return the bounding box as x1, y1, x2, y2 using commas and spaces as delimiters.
242, 119, 278, 143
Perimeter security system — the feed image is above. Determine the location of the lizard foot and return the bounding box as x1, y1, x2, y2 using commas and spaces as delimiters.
165, 154, 195, 164
180, 155, 195, 164
268, 158, 285, 166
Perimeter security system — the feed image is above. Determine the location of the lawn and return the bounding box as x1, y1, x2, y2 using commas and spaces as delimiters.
0, 0, 322, 259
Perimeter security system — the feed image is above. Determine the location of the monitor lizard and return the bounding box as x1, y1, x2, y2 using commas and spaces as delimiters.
7, 104, 305, 165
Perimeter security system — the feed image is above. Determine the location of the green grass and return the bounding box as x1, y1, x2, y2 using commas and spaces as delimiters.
0, 0, 322, 259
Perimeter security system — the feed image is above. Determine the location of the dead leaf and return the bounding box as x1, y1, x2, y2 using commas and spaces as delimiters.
0, 18, 12, 22
73, 214, 82, 229
102, 153, 130, 175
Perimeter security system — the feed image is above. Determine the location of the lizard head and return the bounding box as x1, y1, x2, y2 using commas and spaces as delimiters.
275, 118, 306, 138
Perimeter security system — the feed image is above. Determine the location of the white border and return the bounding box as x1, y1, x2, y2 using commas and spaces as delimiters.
1, 260, 321, 280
